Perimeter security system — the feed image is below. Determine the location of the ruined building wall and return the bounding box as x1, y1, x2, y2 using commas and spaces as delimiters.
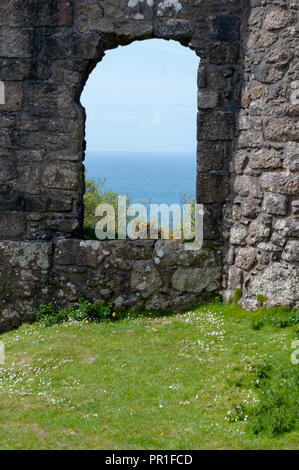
226, 0, 299, 309
0, 1, 298, 330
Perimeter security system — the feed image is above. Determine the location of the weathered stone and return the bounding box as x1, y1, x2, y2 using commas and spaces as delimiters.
274, 218, 299, 238
292, 200, 299, 216
250, 262, 299, 303
110, 240, 154, 262
250, 84, 266, 101
198, 111, 234, 141
247, 218, 271, 246
74, 1, 104, 32
145, 292, 203, 314
0, 300, 38, 331
257, 242, 281, 253
54, 239, 111, 267
284, 142, 299, 171
206, 68, 227, 90
227, 265, 242, 290
172, 267, 221, 293
234, 175, 261, 198
197, 142, 224, 172
263, 193, 288, 216
155, 19, 191, 39
197, 65, 206, 88
209, 44, 239, 65
0, 241, 52, 269
241, 198, 260, 219
235, 247, 256, 271
0, 27, 35, 58
231, 150, 248, 174
86, 264, 126, 292
265, 119, 299, 142
281, 240, 299, 263
211, 15, 240, 42
266, 42, 293, 65
0, 156, 17, 182
0, 213, 26, 238
264, 9, 296, 31
0, 83, 23, 112
154, 240, 217, 267
250, 149, 282, 169
197, 90, 219, 109
197, 173, 229, 203
42, 163, 81, 190
131, 260, 163, 294
238, 130, 264, 149
230, 223, 247, 245
261, 173, 299, 196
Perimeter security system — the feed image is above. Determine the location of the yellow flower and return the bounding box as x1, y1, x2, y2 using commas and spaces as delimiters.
85, 320, 89, 324
112, 312, 116, 317
160, 432, 164, 436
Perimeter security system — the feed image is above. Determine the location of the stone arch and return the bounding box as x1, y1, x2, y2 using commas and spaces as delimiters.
68, 1, 242, 247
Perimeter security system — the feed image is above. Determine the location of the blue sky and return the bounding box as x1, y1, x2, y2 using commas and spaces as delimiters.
81, 39, 199, 153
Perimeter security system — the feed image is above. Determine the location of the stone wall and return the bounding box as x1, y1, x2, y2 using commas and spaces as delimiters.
225, 0, 299, 310
0, 1, 298, 330
0, 239, 221, 330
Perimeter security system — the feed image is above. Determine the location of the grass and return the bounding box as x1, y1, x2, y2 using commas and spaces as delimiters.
0, 303, 298, 450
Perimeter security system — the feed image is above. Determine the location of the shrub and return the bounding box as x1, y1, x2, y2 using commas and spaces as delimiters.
35, 303, 68, 327
70, 298, 114, 322
35, 299, 115, 326
210, 292, 223, 304
83, 177, 132, 240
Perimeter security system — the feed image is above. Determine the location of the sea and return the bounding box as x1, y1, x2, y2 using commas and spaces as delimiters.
84, 151, 196, 209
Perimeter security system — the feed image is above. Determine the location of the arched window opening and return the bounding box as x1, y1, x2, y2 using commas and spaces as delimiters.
81, 39, 199, 240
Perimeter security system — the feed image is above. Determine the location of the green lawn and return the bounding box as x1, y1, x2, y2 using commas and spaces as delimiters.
0, 303, 298, 450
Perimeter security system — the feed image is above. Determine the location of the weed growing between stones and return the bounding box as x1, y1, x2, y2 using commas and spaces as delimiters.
34, 298, 175, 327
35, 299, 115, 327
256, 294, 268, 307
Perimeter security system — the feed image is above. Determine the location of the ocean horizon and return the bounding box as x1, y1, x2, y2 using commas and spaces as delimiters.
85, 150, 196, 208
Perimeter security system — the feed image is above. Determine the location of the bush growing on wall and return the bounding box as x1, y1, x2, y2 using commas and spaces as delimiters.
83, 177, 132, 239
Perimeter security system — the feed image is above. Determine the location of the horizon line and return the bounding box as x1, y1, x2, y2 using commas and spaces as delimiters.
85, 149, 196, 154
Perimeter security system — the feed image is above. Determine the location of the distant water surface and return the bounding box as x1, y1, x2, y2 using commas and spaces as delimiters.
85, 151, 196, 207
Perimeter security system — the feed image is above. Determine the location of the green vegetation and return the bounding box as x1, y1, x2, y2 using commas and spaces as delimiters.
250, 307, 299, 331
35, 300, 115, 327
257, 294, 268, 307
83, 178, 197, 241
0, 302, 298, 449
232, 288, 242, 303
83, 177, 132, 240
